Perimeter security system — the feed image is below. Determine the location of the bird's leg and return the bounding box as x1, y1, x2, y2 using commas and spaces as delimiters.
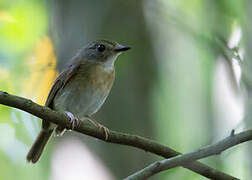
65, 111, 79, 130
84, 116, 110, 140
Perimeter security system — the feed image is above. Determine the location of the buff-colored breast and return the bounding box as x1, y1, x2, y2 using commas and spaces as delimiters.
53, 63, 115, 118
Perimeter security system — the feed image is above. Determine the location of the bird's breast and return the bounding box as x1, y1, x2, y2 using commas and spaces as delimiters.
88, 64, 115, 92
53, 64, 115, 117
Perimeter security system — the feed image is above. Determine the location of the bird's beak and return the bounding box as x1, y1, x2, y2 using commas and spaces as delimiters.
114, 45, 131, 52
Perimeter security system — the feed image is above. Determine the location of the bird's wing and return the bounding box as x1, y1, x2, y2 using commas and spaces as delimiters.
45, 60, 81, 107
42, 58, 81, 129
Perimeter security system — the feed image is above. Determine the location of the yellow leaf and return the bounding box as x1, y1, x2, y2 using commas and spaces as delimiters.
0, 11, 16, 22
24, 36, 58, 105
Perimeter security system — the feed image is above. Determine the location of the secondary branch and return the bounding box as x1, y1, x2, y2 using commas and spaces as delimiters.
126, 130, 252, 180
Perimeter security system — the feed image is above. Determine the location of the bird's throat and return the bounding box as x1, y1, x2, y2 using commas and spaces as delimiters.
103, 54, 119, 72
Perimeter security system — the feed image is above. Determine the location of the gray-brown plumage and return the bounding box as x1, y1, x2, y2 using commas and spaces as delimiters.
26, 40, 130, 163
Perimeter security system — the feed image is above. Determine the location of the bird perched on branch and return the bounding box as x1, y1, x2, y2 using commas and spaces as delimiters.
27, 40, 131, 163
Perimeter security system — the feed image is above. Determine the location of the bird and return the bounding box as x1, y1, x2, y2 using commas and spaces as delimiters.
26, 39, 131, 163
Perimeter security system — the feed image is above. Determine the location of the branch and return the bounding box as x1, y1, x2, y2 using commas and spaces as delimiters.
126, 130, 252, 180
0, 91, 237, 180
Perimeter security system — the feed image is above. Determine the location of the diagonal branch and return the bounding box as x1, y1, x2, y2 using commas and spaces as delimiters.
0, 91, 238, 180
126, 130, 252, 180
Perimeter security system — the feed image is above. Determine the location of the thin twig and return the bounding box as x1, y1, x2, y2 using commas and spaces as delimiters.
126, 130, 252, 180
0, 91, 238, 180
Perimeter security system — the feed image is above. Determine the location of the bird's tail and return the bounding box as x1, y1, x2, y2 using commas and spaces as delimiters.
26, 129, 53, 163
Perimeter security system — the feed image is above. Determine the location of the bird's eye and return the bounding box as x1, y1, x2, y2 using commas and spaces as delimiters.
97, 44, 106, 52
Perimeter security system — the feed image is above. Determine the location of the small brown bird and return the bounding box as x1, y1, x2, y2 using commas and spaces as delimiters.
26, 40, 130, 163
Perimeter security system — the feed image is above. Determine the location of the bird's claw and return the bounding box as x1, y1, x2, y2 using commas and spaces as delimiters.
85, 117, 110, 140
98, 125, 109, 141
66, 111, 79, 130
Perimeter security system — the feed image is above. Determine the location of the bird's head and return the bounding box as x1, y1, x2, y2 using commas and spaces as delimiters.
78, 40, 130, 70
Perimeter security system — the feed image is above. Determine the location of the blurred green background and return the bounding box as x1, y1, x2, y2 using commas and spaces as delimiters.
0, 0, 251, 179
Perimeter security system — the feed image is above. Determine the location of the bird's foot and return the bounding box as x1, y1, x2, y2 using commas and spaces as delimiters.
65, 111, 79, 130
85, 117, 110, 140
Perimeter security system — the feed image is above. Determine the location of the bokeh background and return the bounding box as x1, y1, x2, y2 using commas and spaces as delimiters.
0, 0, 251, 179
